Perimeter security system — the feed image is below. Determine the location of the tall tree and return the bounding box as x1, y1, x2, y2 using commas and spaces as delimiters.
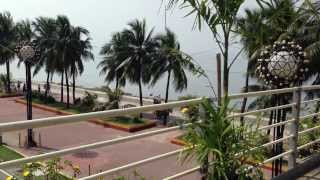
118, 19, 157, 106
152, 28, 196, 103
33, 17, 58, 98
67, 26, 94, 103
98, 32, 127, 90
237, 0, 297, 124
55, 15, 72, 107
0, 12, 16, 93
166, 0, 246, 96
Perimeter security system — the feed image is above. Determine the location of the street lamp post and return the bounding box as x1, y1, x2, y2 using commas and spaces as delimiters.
256, 40, 309, 177
15, 42, 40, 148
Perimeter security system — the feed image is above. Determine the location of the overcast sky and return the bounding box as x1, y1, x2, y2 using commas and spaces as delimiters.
0, 0, 257, 98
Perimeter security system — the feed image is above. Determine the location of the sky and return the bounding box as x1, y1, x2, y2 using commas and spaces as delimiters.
0, 0, 258, 99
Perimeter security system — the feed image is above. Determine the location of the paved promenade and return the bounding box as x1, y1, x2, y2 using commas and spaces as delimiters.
0, 97, 200, 179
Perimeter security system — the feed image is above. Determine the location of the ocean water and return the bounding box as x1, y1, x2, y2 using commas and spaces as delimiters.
0, 47, 251, 101
0, 0, 259, 101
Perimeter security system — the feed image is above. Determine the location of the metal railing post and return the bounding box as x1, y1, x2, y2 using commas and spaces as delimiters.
0, 132, 2, 145
288, 87, 301, 169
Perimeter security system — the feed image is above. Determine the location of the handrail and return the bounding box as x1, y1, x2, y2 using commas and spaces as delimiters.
79, 148, 186, 180
1, 85, 320, 179
0, 98, 202, 133
228, 103, 294, 118
0, 124, 191, 168
1, 86, 313, 133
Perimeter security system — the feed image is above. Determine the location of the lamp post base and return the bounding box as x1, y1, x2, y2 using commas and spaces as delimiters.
27, 128, 37, 148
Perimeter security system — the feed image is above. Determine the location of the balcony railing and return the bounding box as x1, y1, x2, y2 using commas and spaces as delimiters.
1, 85, 320, 179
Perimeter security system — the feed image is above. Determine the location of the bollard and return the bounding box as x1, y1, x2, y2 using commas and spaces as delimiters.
88, 164, 91, 176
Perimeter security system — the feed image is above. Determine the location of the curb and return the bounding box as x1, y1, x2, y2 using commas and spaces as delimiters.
15, 99, 73, 115
0, 93, 23, 98
90, 119, 157, 132
170, 137, 288, 172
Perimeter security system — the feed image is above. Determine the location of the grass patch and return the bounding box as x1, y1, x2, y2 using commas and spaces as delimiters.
105, 116, 147, 125
31, 97, 82, 114
0, 145, 23, 162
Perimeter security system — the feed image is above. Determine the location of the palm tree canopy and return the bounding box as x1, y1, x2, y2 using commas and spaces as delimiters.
33, 17, 58, 76
118, 19, 158, 84
237, 0, 297, 77
152, 28, 196, 92
98, 32, 128, 87
16, 19, 34, 42
0, 11, 16, 65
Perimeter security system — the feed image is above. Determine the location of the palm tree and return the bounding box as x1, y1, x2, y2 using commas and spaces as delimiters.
67, 26, 94, 103
152, 28, 195, 103
237, 0, 297, 124
33, 17, 58, 98
55, 15, 72, 107
98, 32, 127, 90
286, 1, 320, 122
118, 19, 157, 106
0, 12, 16, 93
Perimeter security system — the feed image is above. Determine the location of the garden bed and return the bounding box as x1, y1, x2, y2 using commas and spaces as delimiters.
15, 98, 157, 132
171, 135, 187, 146
15, 99, 73, 115
93, 116, 157, 132
0, 145, 23, 162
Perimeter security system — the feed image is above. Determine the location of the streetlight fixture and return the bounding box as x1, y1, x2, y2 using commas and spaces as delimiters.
256, 40, 309, 88
15, 41, 40, 148
256, 40, 309, 177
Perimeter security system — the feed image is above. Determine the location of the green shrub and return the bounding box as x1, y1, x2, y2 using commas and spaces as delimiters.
178, 95, 199, 121
181, 98, 264, 179
298, 118, 320, 158
32, 91, 56, 104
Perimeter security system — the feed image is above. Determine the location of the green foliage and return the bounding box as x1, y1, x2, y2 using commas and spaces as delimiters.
106, 116, 145, 125
103, 86, 123, 110
77, 91, 98, 112
166, 0, 247, 95
32, 91, 56, 104
178, 95, 199, 121
298, 118, 320, 158
114, 170, 146, 180
181, 98, 265, 179
152, 28, 201, 102
20, 158, 78, 180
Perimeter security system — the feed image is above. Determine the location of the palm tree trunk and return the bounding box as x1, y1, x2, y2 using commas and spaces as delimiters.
165, 70, 171, 103
240, 63, 250, 125
115, 76, 119, 90
6, 60, 11, 93
223, 34, 229, 97
60, 72, 64, 103
138, 78, 143, 106
65, 70, 70, 108
138, 63, 143, 107
72, 73, 76, 103
45, 72, 50, 98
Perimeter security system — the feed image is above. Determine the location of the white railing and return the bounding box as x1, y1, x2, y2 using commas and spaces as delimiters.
1, 85, 320, 179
